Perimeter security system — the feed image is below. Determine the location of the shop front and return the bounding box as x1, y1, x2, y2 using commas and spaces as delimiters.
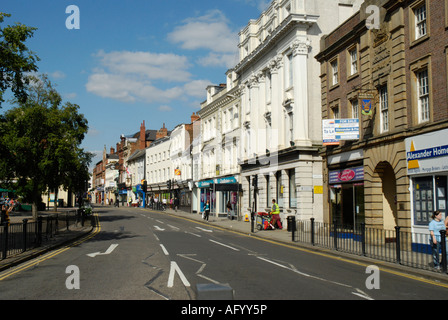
197, 176, 241, 218
406, 128, 448, 234
329, 165, 365, 228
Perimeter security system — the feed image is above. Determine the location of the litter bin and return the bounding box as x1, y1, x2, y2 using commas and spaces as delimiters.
287, 215, 296, 232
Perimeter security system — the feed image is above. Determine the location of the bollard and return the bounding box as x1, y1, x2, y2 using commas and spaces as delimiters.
360, 223, 366, 256
250, 211, 254, 233
441, 230, 447, 273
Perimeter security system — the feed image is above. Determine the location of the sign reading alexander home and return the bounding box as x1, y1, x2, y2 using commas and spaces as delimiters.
405, 128, 448, 175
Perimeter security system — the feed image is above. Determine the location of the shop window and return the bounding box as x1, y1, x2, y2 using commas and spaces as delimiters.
413, 177, 433, 225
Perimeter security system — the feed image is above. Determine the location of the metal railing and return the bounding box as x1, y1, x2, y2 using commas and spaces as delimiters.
290, 218, 446, 273
0, 210, 93, 260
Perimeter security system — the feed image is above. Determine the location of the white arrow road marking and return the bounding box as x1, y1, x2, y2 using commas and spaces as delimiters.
154, 226, 165, 231
160, 244, 169, 256
167, 261, 190, 288
87, 244, 119, 258
178, 254, 220, 285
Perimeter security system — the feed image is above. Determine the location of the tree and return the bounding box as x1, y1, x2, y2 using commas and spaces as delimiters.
0, 75, 92, 219
0, 12, 40, 106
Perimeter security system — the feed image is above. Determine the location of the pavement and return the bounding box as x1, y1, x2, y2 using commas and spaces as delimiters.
2, 205, 448, 287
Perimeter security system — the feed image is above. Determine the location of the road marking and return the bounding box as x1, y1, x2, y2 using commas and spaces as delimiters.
209, 239, 239, 251
0, 215, 101, 281
185, 231, 201, 237
154, 226, 165, 231
168, 224, 180, 230
153, 210, 448, 290
87, 244, 119, 258
196, 227, 213, 233
160, 244, 169, 256
168, 261, 190, 288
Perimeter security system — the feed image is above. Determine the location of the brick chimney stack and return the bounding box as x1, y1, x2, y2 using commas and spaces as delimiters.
156, 123, 168, 140
191, 112, 200, 123
139, 120, 146, 149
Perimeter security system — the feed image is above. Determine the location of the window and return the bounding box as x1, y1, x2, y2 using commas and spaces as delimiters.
285, 54, 293, 88
289, 169, 297, 208
287, 112, 294, 143
351, 99, 359, 119
266, 71, 272, 104
349, 48, 358, 75
331, 59, 339, 86
414, 4, 427, 40
379, 85, 389, 133
332, 105, 340, 119
266, 175, 271, 208
417, 69, 430, 123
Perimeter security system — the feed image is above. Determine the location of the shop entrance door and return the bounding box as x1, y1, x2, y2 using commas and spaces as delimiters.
331, 183, 365, 228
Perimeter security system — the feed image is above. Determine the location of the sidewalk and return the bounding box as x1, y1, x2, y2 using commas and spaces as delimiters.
0, 209, 94, 272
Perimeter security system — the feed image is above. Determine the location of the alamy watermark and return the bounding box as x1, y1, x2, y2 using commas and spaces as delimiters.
65, 5, 80, 30
65, 265, 80, 289
365, 265, 380, 290
365, 5, 380, 30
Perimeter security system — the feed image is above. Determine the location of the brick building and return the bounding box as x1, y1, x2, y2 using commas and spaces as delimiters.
316, 0, 448, 234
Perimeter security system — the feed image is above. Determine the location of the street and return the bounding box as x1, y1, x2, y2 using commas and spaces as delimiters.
1, 206, 448, 302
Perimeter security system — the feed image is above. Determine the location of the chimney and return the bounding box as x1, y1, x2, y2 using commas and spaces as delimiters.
191, 112, 200, 124
156, 123, 168, 140
139, 120, 146, 149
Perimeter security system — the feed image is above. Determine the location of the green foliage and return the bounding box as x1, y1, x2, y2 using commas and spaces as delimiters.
0, 75, 92, 213
0, 12, 40, 106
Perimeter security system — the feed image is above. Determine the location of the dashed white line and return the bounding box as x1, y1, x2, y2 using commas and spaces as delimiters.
209, 239, 239, 251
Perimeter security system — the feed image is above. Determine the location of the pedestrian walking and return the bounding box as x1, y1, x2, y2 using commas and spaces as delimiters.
204, 200, 210, 221
429, 210, 446, 270
174, 197, 179, 212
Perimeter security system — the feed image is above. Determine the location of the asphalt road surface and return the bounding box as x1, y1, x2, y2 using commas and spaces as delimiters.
1, 206, 447, 303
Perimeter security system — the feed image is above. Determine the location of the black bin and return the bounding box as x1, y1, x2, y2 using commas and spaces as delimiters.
287, 215, 296, 232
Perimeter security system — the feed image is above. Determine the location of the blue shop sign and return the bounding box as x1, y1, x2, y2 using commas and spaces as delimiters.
216, 176, 237, 184
197, 180, 214, 188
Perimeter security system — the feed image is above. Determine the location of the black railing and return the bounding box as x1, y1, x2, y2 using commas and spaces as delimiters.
292, 218, 446, 273
0, 210, 93, 260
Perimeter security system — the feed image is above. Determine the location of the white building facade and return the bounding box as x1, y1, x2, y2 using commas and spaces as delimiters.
235, 0, 363, 223
195, 71, 242, 217
145, 136, 172, 204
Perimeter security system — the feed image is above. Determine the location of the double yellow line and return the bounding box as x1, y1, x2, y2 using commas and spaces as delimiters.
0, 215, 101, 281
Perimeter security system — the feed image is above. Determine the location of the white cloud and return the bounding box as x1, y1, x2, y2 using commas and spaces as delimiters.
158, 105, 172, 112
167, 10, 238, 67
94, 50, 191, 82
50, 70, 66, 79
86, 50, 198, 103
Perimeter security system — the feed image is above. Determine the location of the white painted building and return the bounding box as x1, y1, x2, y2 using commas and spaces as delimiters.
195, 70, 242, 217
234, 0, 364, 223
145, 135, 172, 203
169, 113, 200, 210
126, 149, 146, 206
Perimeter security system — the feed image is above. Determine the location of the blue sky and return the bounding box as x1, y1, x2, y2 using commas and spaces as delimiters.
1, 0, 268, 168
